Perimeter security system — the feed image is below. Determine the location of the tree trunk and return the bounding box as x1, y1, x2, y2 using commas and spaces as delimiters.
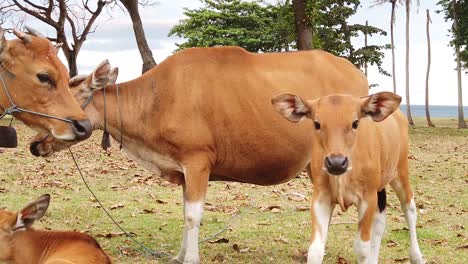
292, 0, 312, 50
425, 9, 435, 127
364, 20, 368, 78
67, 52, 78, 77
405, 0, 414, 126
453, 1, 467, 128
120, 0, 156, 73
391, 2, 397, 94
60, 43, 78, 77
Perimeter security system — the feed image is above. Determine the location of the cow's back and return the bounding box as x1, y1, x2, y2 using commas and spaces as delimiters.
151, 47, 368, 185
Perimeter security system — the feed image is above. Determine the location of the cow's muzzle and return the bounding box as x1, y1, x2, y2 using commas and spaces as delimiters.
324, 155, 349, 175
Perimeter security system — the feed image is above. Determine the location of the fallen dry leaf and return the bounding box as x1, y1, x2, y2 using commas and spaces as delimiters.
110, 203, 124, 210
387, 240, 399, 248
211, 253, 225, 263
208, 238, 229, 244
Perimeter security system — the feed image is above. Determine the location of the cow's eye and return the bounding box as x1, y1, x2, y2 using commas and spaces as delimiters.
37, 73, 55, 86
314, 121, 321, 130
352, 120, 359, 129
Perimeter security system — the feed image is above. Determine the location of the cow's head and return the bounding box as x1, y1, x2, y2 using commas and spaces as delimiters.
0, 28, 91, 142
272, 92, 401, 176
30, 60, 118, 157
0, 194, 50, 259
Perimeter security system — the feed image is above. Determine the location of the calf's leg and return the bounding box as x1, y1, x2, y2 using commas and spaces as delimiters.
354, 193, 378, 264
368, 189, 387, 264
307, 191, 334, 264
390, 175, 423, 264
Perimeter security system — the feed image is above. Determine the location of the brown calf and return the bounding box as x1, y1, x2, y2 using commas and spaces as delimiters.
0, 194, 112, 264
272, 92, 423, 264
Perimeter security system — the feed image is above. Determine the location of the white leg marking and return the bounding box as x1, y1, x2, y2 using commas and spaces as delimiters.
355, 200, 370, 264
307, 200, 333, 264
402, 199, 423, 264
182, 201, 203, 264
354, 237, 371, 264
369, 210, 386, 264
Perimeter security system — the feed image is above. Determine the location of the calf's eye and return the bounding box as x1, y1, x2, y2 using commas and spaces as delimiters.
352, 120, 359, 129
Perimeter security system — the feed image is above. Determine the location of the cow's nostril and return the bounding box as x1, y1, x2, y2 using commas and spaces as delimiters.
341, 157, 348, 167
71, 119, 92, 141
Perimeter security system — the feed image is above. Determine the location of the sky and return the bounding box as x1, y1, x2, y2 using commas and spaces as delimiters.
4, 0, 467, 106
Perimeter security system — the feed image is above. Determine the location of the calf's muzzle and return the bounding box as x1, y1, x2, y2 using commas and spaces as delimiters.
324, 155, 349, 175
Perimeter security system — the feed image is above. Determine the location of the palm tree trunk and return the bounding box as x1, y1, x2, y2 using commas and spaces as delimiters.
453, 1, 467, 128
364, 20, 368, 77
391, 2, 397, 94
425, 9, 435, 127
405, 0, 414, 126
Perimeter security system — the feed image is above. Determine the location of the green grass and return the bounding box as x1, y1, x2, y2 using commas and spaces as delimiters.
0, 117, 467, 263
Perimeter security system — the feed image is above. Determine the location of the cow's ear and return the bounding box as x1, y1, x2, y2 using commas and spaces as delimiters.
17, 194, 50, 228
360, 92, 401, 122
108, 67, 119, 85
271, 93, 312, 123
90, 59, 111, 90
0, 28, 8, 58
69, 74, 88, 88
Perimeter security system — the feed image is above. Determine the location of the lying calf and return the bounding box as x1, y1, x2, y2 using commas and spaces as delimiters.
272, 92, 423, 264
0, 194, 112, 264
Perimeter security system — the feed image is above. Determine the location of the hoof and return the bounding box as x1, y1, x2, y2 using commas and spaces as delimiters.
168, 258, 182, 264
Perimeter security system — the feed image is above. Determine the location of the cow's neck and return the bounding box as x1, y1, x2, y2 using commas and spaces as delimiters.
87, 79, 156, 148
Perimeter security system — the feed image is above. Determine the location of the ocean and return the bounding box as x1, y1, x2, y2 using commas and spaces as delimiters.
399, 105, 468, 118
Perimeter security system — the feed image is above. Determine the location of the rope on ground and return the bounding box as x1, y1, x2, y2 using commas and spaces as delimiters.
68, 148, 172, 260
69, 147, 254, 259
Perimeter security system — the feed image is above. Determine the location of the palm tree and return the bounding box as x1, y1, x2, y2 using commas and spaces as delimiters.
372, 0, 403, 94
452, 0, 468, 128
425, 9, 435, 127
405, 0, 419, 126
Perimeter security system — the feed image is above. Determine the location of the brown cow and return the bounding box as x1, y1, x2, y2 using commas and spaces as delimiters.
0, 194, 112, 264
30, 47, 369, 263
272, 92, 423, 264
0, 28, 91, 142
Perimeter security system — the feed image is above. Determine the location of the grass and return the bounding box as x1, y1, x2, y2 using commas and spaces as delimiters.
0, 117, 466, 263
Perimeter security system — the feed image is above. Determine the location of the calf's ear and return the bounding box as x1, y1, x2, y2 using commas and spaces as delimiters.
360, 92, 401, 122
271, 93, 312, 123
17, 194, 50, 228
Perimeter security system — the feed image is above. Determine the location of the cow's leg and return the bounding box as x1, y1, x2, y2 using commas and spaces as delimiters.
307, 191, 334, 264
390, 176, 423, 264
369, 189, 387, 264
172, 185, 188, 263
171, 156, 211, 264
354, 193, 377, 264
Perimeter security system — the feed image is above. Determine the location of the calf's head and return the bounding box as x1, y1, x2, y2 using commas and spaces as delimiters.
0, 194, 50, 259
272, 92, 401, 176
29, 60, 118, 157
0, 28, 91, 142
